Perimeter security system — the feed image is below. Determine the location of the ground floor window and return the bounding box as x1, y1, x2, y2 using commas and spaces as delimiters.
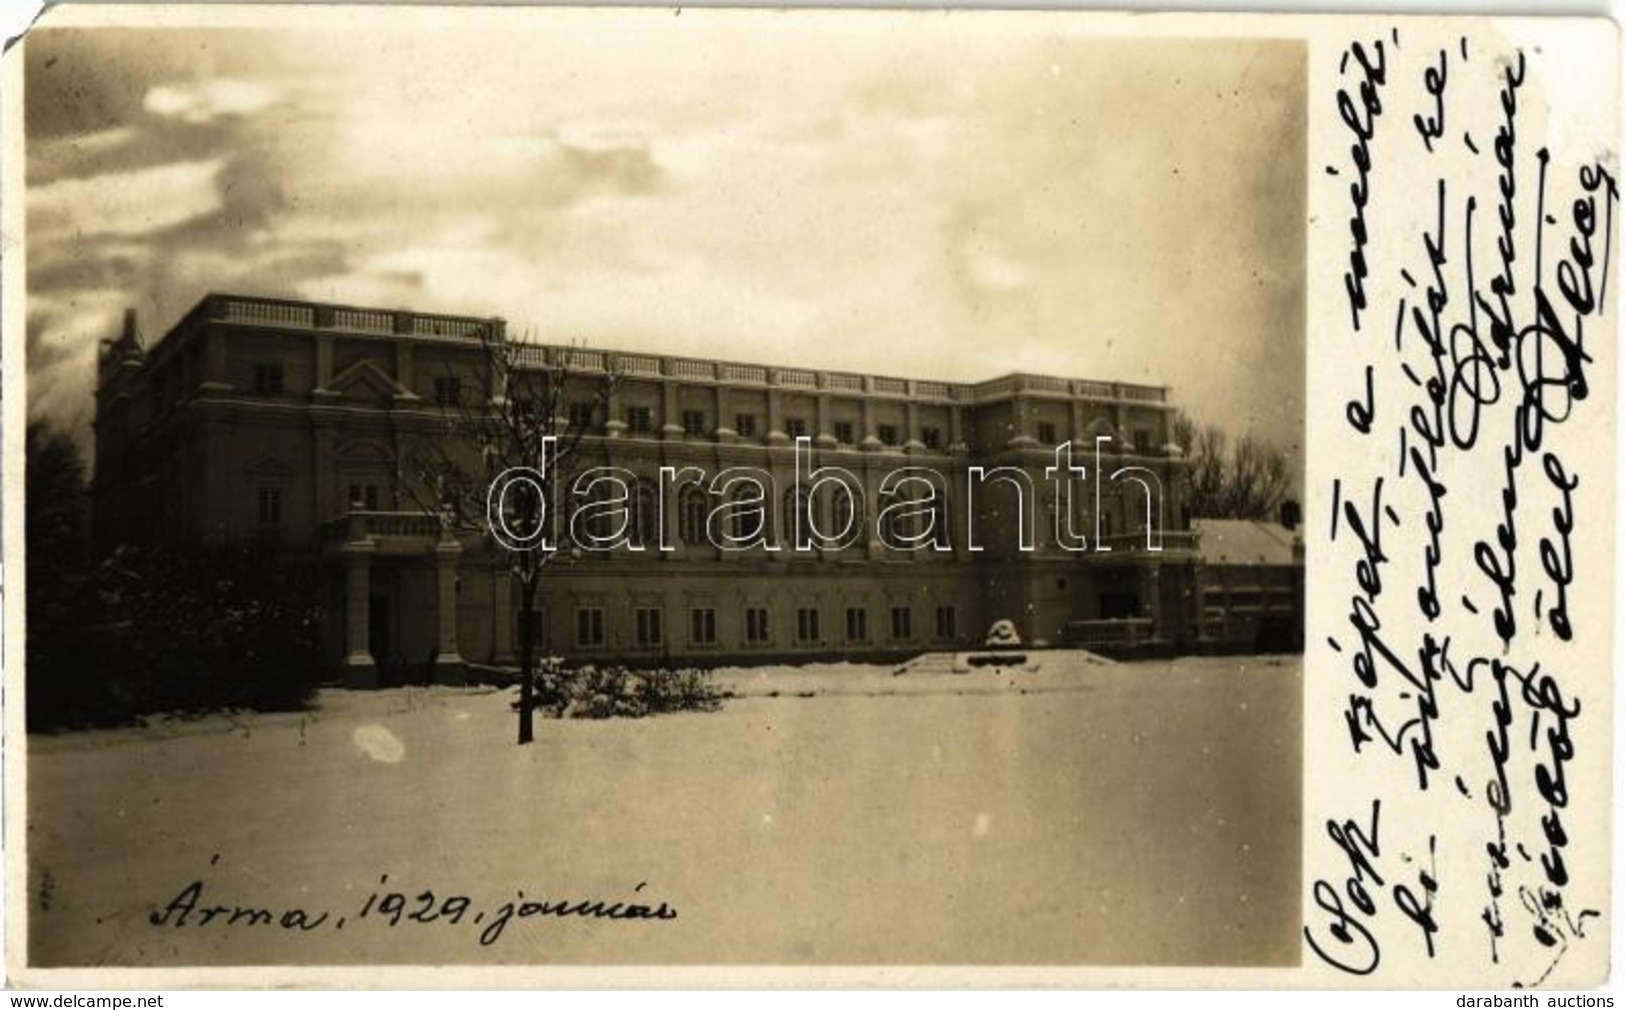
890, 606, 912, 641
346, 483, 380, 511
844, 607, 868, 643
634, 607, 663, 647
256, 487, 282, 525
744, 606, 770, 645
690, 607, 717, 646
796, 607, 820, 643
575, 607, 605, 648
934, 605, 956, 641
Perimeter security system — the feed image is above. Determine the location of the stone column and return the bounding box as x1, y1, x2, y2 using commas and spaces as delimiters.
1141, 562, 1164, 643
198, 328, 231, 393
766, 384, 786, 444
432, 533, 467, 684
313, 423, 334, 521
713, 382, 731, 438
863, 460, 884, 559
396, 341, 415, 396
1008, 394, 1037, 448
661, 475, 681, 559
342, 539, 378, 688
489, 351, 509, 407
313, 334, 335, 395
492, 565, 515, 664
951, 467, 973, 560
660, 376, 682, 438
861, 378, 875, 440
604, 374, 625, 438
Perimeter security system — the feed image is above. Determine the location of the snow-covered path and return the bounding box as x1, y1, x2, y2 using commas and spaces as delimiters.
26, 656, 1300, 968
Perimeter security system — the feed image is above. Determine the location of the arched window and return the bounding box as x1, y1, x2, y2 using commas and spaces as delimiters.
732, 487, 766, 543
877, 488, 904, 548
784, 486, 814, 547
632, 480, 658, 548
585, 481, 615, 542
680, 487, 709, 546
833, 486, 859, 543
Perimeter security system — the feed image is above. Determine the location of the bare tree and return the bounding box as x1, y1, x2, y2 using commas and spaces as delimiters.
405, 330, 616, 745
1172, 410, 1292, 521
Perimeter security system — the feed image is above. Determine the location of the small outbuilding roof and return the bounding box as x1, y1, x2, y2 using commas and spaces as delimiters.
1192, 518, 1301, 566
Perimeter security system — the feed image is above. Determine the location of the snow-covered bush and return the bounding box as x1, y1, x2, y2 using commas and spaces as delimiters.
525, 659, 726, 719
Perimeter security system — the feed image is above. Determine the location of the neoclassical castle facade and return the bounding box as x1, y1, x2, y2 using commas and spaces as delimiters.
93, 293, 1296, 685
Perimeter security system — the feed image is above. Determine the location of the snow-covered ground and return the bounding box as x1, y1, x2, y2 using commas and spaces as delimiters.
26, 654, 1301, 967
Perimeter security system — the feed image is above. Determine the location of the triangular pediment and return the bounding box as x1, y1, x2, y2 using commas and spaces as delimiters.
1081, 415, 1126, 447
334, 438, 394, 463
327, 358, 415, 402
244, 452, 296, 478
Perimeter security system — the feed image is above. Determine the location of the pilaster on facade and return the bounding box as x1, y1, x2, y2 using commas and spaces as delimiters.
1139, 562, 1164, 643
432, 531, 467, 684
341, 537, 379, 688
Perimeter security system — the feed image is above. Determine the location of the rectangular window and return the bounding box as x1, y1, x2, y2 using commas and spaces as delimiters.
575, 607, 604, 648
734, 413, 757, 438
796, 607, 820, 643
690, 607, 718, 646
1037, 421, 1058, 445
784, 418, 808, 439
568, 402, 595, 431
833, 421, 855, 444
434, 376, 462, 407
934, 605, 956, 641
256, 487, 282, 525
844, 607, 868, 643
1134, 428, 1153, 453
890, 606, 912, 641
347, 484, 380, 511
877, 424, 898, 446
252, 363, 284, 395
634, 607, 663, 647
626, 406, 653, 433
682, 410, 707, 437
744, 606, 770, 645
921, 426, 942, 449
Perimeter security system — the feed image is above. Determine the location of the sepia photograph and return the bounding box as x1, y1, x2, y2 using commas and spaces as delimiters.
15, 9, 1311, 974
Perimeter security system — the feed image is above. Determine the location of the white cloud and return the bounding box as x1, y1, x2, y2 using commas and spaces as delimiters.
143, 79, 280, 124
28, 158, 224, 241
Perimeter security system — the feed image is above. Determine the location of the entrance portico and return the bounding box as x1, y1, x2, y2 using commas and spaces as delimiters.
325, 512, 467, 687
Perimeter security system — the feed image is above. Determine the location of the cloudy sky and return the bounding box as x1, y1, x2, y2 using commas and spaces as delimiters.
25, 16, 1304, 481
